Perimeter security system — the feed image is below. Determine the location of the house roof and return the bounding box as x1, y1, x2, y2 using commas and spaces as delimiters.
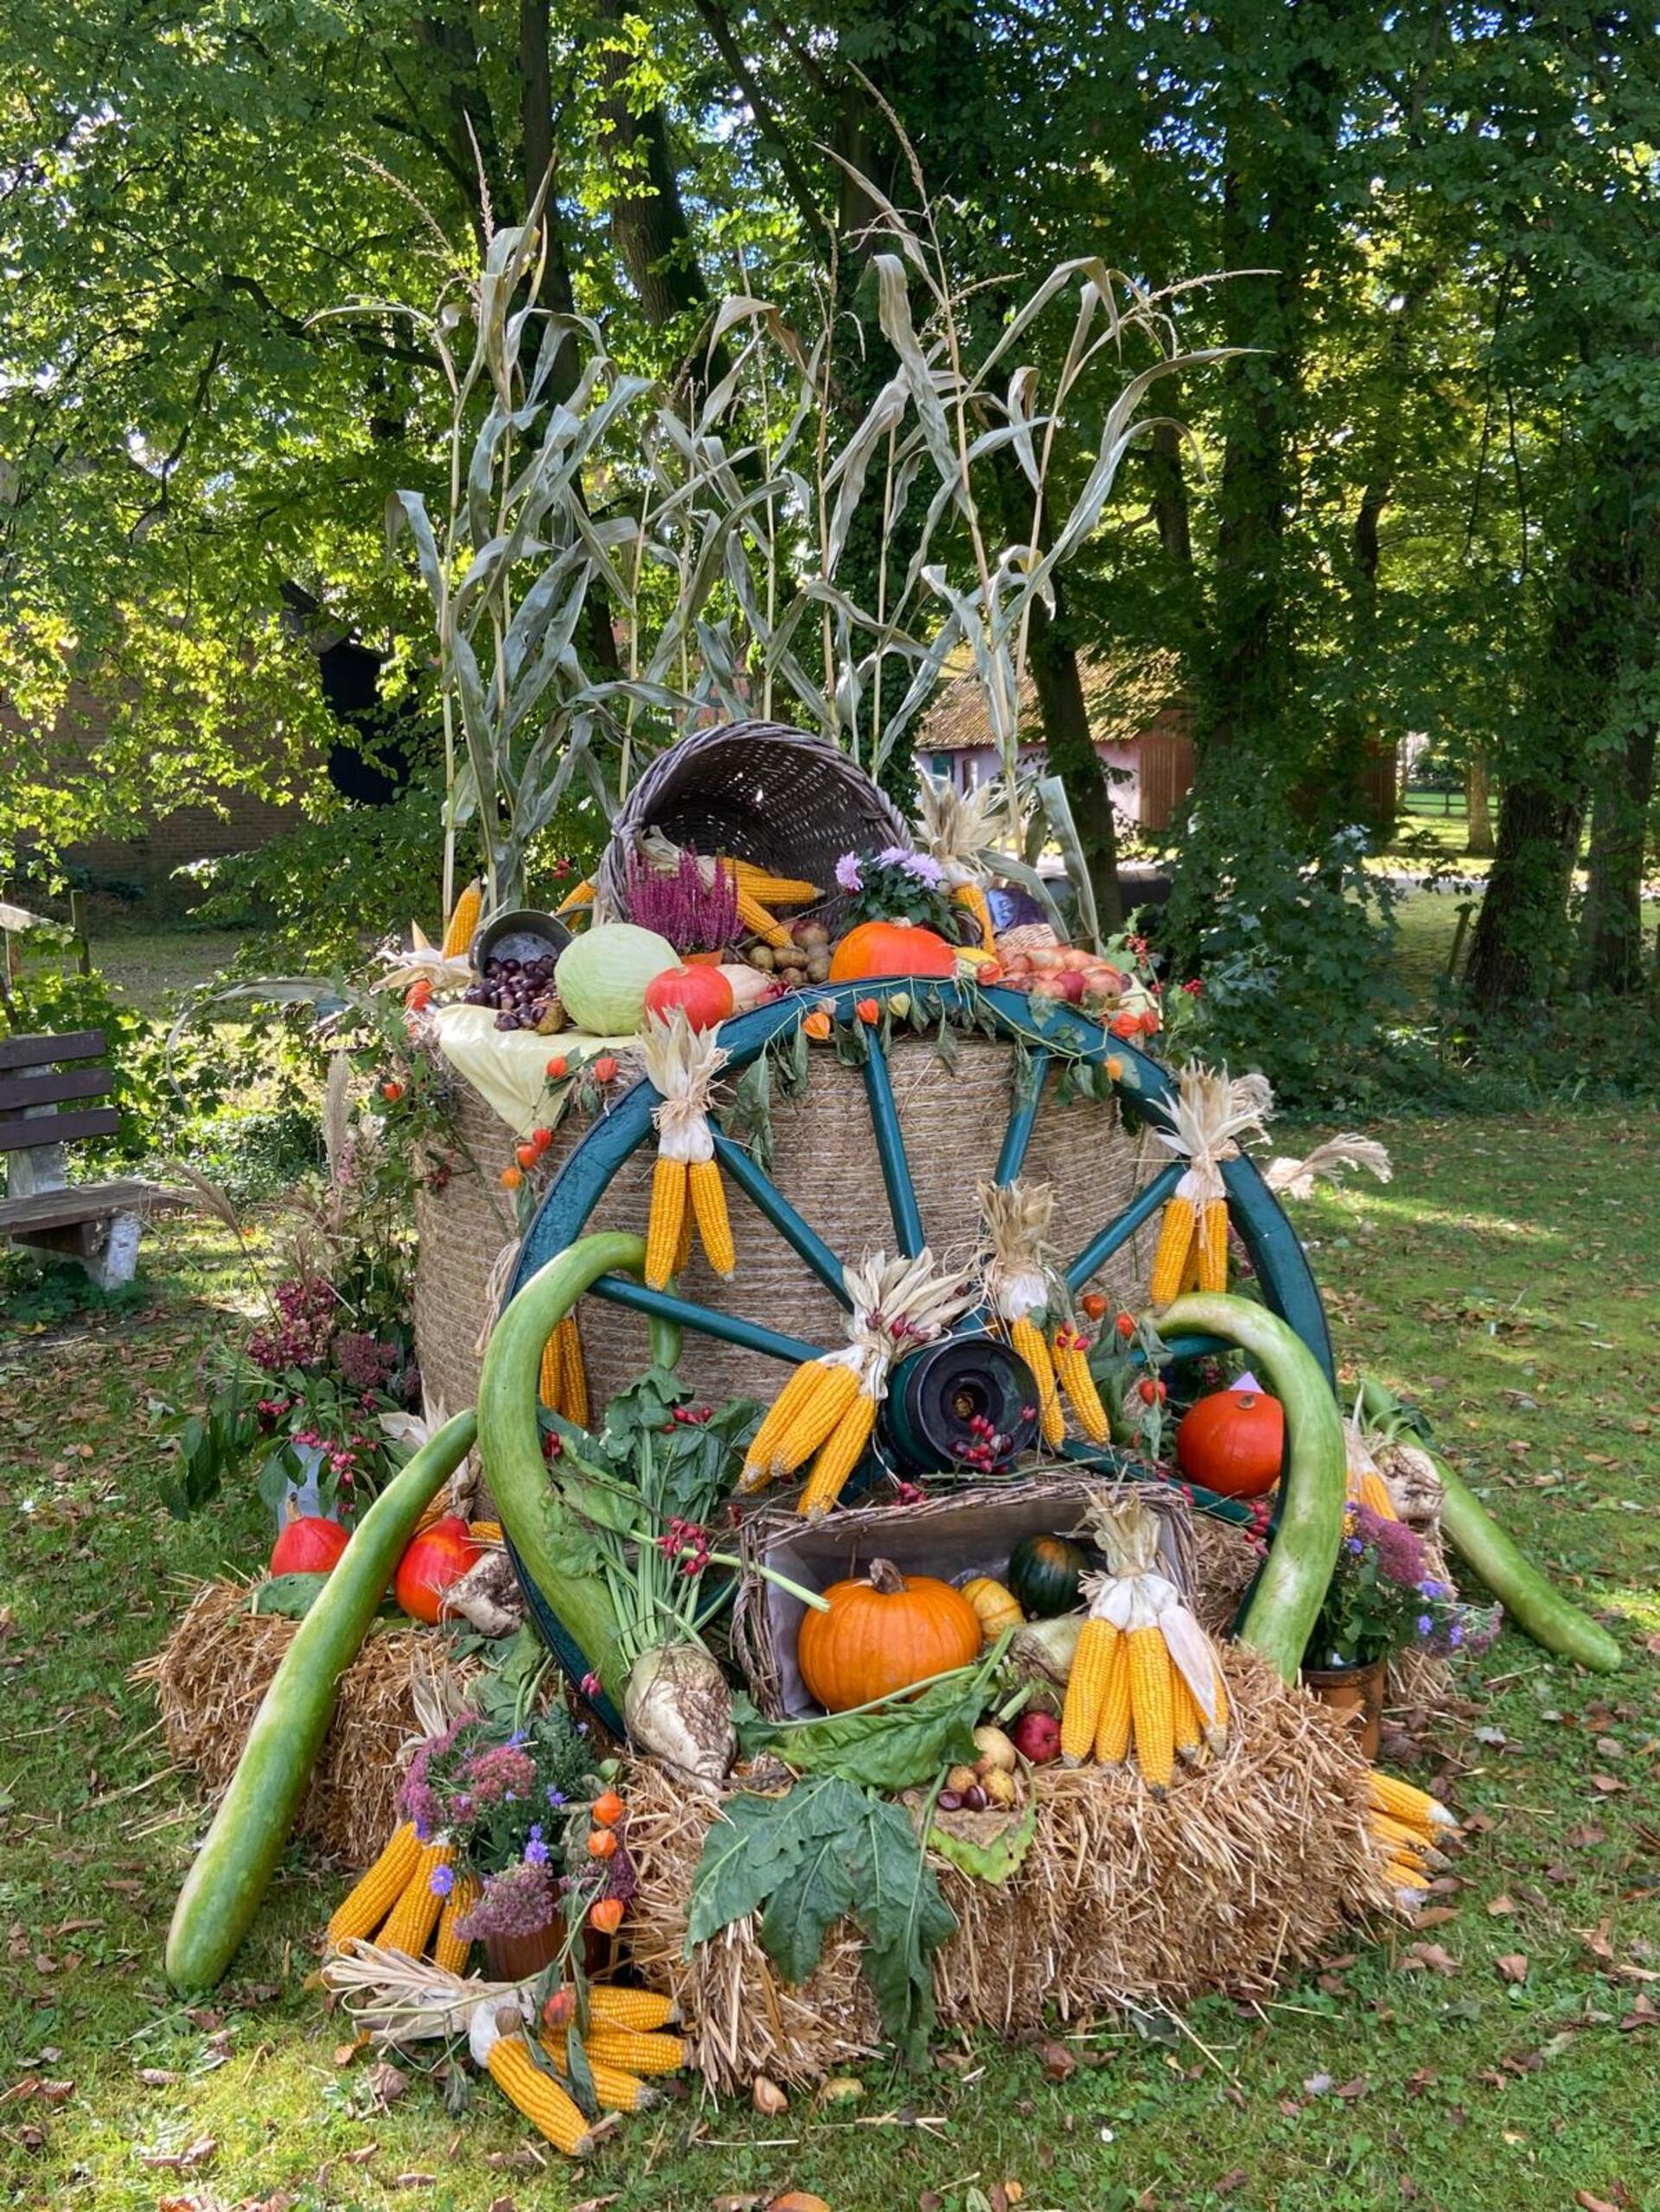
920, 649, 1186, 752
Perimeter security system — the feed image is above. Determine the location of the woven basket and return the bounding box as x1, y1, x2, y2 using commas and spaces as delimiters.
733, 1472, 1196, 1718
597, 721, 911, 929
413, 1033, 1165, 1423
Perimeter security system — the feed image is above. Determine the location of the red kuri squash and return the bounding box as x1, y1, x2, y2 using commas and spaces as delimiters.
268, 1516, 351, 1578
1176, 1386, 1285, 1499
642, 963, 735, 1031
827, 921, 957, 982
393, 1516, 482, 1623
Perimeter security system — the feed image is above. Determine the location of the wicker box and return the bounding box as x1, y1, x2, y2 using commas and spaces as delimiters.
731, 1470, 1195, 1719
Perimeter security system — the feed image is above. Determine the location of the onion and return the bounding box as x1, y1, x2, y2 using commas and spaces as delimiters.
622, 1643, 736, 1791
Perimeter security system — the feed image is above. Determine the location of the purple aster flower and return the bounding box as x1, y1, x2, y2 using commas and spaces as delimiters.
524, 1824, 549, 1867
835, 853, 863, 892
430, 1862, 456, 1897
1416, 1614, 1433, 1637
1346, 1534, 1364, 1556
899, 850, 944, 886
546, 1787, 566, 1808
1448, 1621, 1464, 1648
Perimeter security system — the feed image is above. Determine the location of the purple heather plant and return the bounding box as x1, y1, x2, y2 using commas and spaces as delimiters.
1307, 1503, 1502, 1669
623, 845, 740, 954
455, 1859, 561, 1943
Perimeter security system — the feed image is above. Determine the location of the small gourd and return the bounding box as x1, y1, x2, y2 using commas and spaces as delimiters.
797, 1559, 982, 1713
960, 1575, 1024, 1644
1007, 1531, 1088, 1620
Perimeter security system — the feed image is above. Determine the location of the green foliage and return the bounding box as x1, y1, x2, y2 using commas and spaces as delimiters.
0, 1250, 148, 1332
731, 1661, 990, 1791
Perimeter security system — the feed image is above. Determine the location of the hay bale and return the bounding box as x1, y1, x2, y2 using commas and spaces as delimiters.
620, 1648, 1394, 2092
141, 1582, 478, 1869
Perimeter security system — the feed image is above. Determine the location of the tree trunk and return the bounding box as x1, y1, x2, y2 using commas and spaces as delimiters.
1465, 777, 1586, 1013
1028, 591, 1123, 933
593, 0, 712, 355
1579, 722, 1657, 994
1465, 749, 1495, 857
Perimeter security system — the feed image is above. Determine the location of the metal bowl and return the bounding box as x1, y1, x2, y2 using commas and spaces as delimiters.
471, 906, 571, 976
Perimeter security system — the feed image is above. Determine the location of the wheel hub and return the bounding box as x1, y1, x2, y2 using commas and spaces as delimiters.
881, 1333, 1040, 1476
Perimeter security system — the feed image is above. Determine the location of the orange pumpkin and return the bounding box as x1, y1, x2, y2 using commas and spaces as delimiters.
828, 921, 958, 982
393, 1515, 482, 1623
1175, 1386, 1285, 1499
797, 1558, 982, 1712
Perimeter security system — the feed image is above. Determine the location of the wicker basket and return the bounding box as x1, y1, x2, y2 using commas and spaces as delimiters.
732, 1472, 1195, 1718
413, 1034, 1165, 1424
597, 721, 911, 930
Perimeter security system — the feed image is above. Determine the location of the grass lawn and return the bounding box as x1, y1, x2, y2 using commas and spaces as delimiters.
3, 1093, 1657, 2212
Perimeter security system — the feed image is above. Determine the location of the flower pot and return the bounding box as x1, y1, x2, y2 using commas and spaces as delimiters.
483, 1912, 566, 1983
1302, 1657, 1386, 1761
683, 948, 731, 967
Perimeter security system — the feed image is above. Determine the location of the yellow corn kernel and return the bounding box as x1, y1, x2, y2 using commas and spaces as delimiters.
431, 1874, 478, 1973
723, 858, 820, 907
796, 1394, 878, 1520
1197, 1196, 1229, 1291
1149, 1195, 1195, 1305
440, 878, 483, 960
1052, 1325, 1111, 1444
326, 1822, 422, 1949
1172, 1666, 1205, 1764
1009, 1315, 1064, 1447
1356, 1468, 1398, 1520
1093, 1633, 1133, 1765
644, 1154, 687, 1289
586, 1985, 680, 2032
953, 881, 996, 950
1127, 1626, 1174, 1793
554, 877, 596, 917
539, 1333, 561, 1412
1367, 1769, 1457, 1832
735, 887, 789, 948
1387, 1856, 1430, 1891
376, 1840, 453, 1958
578, 2026, 688, 2076
1061, 1618, 1119, 1764
743, 1359, 829, 1488
555, 1314, 590, 1429
688, 1157, 734, 1276
487, 2036, 593, 2155
674, 1183, 693, 1276
744, 1359, 859, 1490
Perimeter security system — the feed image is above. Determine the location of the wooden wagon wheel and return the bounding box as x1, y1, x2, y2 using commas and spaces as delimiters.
501, 977, 1333, 1718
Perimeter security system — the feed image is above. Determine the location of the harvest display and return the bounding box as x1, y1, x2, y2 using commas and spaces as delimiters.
152, 722, 1626, 2165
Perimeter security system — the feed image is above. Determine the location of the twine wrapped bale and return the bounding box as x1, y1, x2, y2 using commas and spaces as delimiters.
415, 1034, 1163, 1421
597, 720, 911, 931
139, 1582, 478, 1868
619, 1647, 1394, 2093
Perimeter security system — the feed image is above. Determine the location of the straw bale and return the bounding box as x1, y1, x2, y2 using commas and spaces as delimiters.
140, 1582, 479, 1868
619, 1646, 1395, 2092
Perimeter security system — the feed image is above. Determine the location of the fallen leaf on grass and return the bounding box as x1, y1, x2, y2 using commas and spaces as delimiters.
1485, 1895, 1517, 1916
1037, 2038, 1076, 2082
136, 2068, 180, 2087
1574, 2195, 1619, 2212
1496, 1953, 1529, 1984
368, 2061, 408, 2107
1333, 2076, 1371, 2100
1413, 1905, 1461, 1928
1589, 1774, 1627, 1796
1618, 1996, 1657, 2031
1402, 1942, 1460, 1975
751, 2074, 788, 2115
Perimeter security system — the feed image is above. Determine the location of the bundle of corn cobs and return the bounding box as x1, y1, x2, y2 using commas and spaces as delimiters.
1367, 1767, 1460, 1910
1059, 1493, 1231, 1788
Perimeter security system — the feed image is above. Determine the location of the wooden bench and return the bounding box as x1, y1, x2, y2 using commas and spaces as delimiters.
0, 1030, 186, 1288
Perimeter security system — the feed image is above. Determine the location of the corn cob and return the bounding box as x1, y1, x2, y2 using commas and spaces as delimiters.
1197, 1195, 1229, 1291
953, 881, 996, 950
796, 1394, 879, 1520
645, 1154, 687, 1288
721, 858, 820, 907
1371, 1811, 1432, 1859
441, 877, 483, 959
1093, 1633, 1133, 1765
735, 887, 790, 948
1061, 1618, 1118, 1763
555, 877, 596, 917
688, 1157, 734, 1275
1052, 1324, 1111, 1443
674, 1188, 693, 1275
431, 1874, 478, 1972
1387, 1856, 1430, 1892
487, 2036, 593, 2155
1127, 1624, 1174, 1793
469, 1519, 503, 1543
1353, 1467, 1398, 1519
1172, 1666, 1205, 1764
1367, 1769, 1457, 1832
742, 1359, 859, 1489
576, 2026, 688, 2077
539, 1333, 561, 1411
567, 2050, 655, 2113
1008, 1314, 1064, 1446
1181, 1237, 1204, 1292
376, 1840, 453, 1957
326, 1822, 422, 1949
586, 1985, 680, 2033
555, 1314, 589, 1428
1149, 1194, 1196, 1305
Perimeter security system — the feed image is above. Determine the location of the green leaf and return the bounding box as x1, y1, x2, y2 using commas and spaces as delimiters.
685, 1772, 865, 1951
926, 1795, 1039, 1883
845, 1791, 957, 2062
734, 1672, 983, 1791
247, 1571, 330, 1619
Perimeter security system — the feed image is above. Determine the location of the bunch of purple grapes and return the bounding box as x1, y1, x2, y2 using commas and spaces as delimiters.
461, 953, 562, 1032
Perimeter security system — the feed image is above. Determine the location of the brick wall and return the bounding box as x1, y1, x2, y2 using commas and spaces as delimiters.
4, 685, 303, 892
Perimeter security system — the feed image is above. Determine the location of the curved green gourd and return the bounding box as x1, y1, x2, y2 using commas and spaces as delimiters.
1157, 1293, 1348, 1682
476, 1231, 651, 1707
166, 1410, 478, 1990
1432, 1458, 1622, 1672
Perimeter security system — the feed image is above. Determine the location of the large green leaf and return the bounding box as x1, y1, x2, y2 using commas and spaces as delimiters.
733, 1672, 982, 1792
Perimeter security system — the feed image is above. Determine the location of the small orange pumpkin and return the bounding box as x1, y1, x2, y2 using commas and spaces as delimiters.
797, 1559, 982, 1712
960, 1575, 1024, 1644
1176, 1386, 1285, 1499
828, 921, 957, 982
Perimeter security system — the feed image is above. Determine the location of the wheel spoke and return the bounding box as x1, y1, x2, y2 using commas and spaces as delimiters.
860, 1032, 925, 1257
590, 1272, 822, 1365
711, 1131, 851, 1307
993, 1046, 1050, 1185
1063, 1159, 1183, 1292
